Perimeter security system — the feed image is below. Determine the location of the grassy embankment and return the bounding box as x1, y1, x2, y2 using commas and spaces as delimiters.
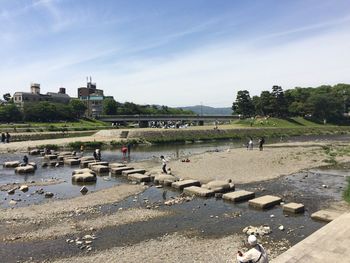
129, 117, 350, 144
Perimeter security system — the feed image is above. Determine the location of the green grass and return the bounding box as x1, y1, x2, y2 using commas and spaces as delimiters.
232, 117, 333, 128
27, 119, 108, 128
343, 177, 350, 203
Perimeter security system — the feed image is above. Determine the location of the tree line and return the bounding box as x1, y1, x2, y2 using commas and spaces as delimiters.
102, 99, 193, 115
232, 83, 350, 123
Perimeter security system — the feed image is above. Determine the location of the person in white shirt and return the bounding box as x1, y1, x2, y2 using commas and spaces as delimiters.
160, 155, 167, 174
237, 235, 269, 263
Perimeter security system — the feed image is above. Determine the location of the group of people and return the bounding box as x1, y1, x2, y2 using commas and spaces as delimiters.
246, 137, 265, 151
1, 132, 11, 143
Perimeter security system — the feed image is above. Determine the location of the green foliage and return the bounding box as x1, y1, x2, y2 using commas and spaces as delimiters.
23, 102, 74, 122
343, 177, 350, 203
0, 104, 23, 122
232, 90, 254, 117
69, 99, 87, 118
68, 141, 105, 149
103, 98, 118, 115
38, 144, 59, 150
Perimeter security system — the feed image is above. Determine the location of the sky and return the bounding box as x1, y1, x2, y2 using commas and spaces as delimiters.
1, 0, 350, 107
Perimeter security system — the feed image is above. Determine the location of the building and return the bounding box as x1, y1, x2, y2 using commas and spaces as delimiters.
78, 77, 104, 117
13, 83, 71, 108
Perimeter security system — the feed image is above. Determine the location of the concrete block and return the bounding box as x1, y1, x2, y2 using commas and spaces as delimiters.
283, 202, 305, 213
109, 163, 126, 169
122, 169, 146, 176
91, 165, 110, 173
29, 149, 40, 155
64, 159, 81, 166
72, 173, 97, 183
15, 165, 35, 174
49, 161, 63, 166
202, 180, 232, 193
171, 179, 201, 190
80, 156, 95, 162
249, 195, 282, 209
28, 162, 37, 170
223, 190, 255, 203
154, 174, 178, 185
128, 173, 152, 183
183, 186, 215, 197
80, 160, 95, 168
311, 210, 343, 222
44, 154, 58, 160
111, 166, 134, 175
72, 168, 96, 176
88, 161, 109, 169
3, 161, 20, 168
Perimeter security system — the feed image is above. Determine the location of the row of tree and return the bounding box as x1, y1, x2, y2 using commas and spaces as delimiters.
0, 100, 87, 123
102, 99, 193, 115
232, 84, 350, 122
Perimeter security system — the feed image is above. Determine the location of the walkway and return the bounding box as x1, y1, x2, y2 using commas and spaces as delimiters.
273, 212, 350, 262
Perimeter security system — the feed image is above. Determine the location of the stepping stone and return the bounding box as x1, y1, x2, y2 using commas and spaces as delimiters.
171, 179, 201, 190
202, 180, 232, 193
154, 174, 178, 185
223, 190, 255, 203
122, 169, 146, 176
59, 151, 73, 156
311, 210, 343, 222
44, 154, 58, 160
49, 161, 64, 166
80, 156, 95, 162
128, 173, 152, 183
63, 155, 79, 160
183, 186, 214, 197
29, 149, 40, 155
28, 162, 37, 170
109, 163, 126, 169
72, 168, 95, 176
80, 160, 95, 168
64, 159, 81, 166
15, 165, 35, 174
249, 195, 282, 209
283, 202, 305, 213
72, 173, 96, 183
111, 167, 134, 175
88, 161, 109, 169
91, 165, 110, 173
3, 161, 20, 168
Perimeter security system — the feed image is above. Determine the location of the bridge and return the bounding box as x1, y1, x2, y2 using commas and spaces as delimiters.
96, 115, 239, 127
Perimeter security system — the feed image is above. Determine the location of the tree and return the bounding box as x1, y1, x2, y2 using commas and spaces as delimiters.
271, 85, 288, 117
102, 98, 118, 115
232, 90, 254, 117
3, 93, 11, 102
69, 99, 87, 118
259, 91, 274, 116
306, 94, 342, 122
0, 104, 22, 123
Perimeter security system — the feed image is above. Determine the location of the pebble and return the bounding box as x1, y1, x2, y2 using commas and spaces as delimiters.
278, 225, 285, 231
270, 214, 275, 218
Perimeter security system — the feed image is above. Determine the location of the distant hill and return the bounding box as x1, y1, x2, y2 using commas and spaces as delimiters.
179, 105, 232, 116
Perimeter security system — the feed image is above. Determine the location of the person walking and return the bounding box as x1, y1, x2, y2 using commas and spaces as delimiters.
121, 145, 128, 159
160, 155, 167, 174
259, 137, 265, 151
5, 132, 10, 143
237, 235, 269, 263
1, 133, 5, 143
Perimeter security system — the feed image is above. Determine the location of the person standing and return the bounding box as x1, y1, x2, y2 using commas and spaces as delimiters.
259, 137, 265, 151
23, 155, 29, 166
1, 133, 5, 143
160, 155, 167, 174
80, 145, 84, 156
127, 143, 131, 158
5, 132, 10, 143
237, 235, 269, 263
248, 137, 253, 150
121, 145, 128, 159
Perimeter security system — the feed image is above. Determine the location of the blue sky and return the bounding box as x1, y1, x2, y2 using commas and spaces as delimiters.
1, 0, 350, 107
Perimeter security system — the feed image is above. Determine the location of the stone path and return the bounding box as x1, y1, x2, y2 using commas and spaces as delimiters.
273, 212, 350, 262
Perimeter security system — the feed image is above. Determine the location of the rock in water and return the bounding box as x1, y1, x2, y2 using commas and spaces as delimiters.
19, 185, 29, 192
44, 192, 54, 198
278, 225, 285, 231
7, 188, 16, 195
80, 186, 88, 194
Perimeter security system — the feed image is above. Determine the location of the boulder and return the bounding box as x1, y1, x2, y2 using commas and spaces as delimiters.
201, 180, 232, 193
72, 173, 97, 183
7, 188, 16, 195
19, 185, 29, 192
44, 192, 54, 198
15, 165, 35, 174
3, 161, 20, 168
